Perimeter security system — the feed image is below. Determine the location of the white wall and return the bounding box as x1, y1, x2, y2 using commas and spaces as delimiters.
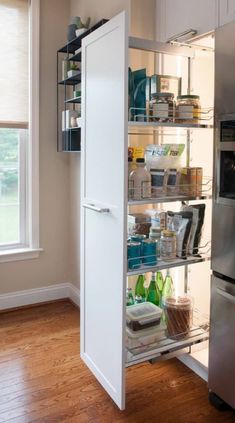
0, 0, 156, 297
0, 0, 71, 295
70, 0, 131, 27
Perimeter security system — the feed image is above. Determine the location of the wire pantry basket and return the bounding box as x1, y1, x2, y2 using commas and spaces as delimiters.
125, 307, 209, 358
128, 177, 212, 203
129, 106, 214, 126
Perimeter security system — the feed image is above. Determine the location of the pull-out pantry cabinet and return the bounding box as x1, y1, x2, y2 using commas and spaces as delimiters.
80, 12, 212, 410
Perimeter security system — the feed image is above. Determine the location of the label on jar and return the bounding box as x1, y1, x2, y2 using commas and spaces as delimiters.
178, 105, 194, 119
153, 103, 169, 119
151, 173, 165, 187
161, 239, 176, 259
167, 174, 177, 186
151, 212, 166, 229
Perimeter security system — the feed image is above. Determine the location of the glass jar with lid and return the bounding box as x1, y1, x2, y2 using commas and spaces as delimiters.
176, 95, 201, 123
149, 227, 161, 257
149, 92, 175, 122
160, 230, 176, 261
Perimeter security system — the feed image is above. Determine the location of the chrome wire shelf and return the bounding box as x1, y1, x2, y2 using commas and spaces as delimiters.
128, 177, 212, 205
126, 309, 209, 366
128, 194, 212, 205
127, 254, 210, 276
127, 241, 211, 276
129, 121, 213, 130
128, 107, 214, 130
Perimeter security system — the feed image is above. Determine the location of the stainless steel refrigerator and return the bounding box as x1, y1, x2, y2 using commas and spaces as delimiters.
209, 20, 235, 410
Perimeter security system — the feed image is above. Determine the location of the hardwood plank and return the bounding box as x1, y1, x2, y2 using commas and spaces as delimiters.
0, 301, 233, 422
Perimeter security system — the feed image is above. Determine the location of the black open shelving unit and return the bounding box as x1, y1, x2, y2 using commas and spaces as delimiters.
58, 73, 81, 86
57, 19, 108, 152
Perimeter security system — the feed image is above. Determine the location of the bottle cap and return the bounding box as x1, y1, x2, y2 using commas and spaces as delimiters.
136, 158, 145, 163
152, 92, 174, 98
150, 227, 162, 234
161, 230, 176, 237
177, 94, 200, 100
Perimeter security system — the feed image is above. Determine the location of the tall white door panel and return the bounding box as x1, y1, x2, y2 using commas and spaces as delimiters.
80, 12, 128, 410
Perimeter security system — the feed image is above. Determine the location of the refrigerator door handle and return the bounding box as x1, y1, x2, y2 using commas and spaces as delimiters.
82, 203, 110, 213
216, 287, 235, 304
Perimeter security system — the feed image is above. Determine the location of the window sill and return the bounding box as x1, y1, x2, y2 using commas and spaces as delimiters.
0, 248, 43, 263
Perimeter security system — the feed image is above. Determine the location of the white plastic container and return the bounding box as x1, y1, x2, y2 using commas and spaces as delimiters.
126, 324, 166, 352
126, 302, 162, 331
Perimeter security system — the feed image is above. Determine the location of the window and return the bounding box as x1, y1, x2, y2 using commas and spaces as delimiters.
0, 128, 27, 246
0, 0, 40, 260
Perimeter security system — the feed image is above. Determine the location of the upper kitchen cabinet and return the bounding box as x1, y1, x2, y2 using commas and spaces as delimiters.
156, 0, 218, 42
219, 0, 235, 26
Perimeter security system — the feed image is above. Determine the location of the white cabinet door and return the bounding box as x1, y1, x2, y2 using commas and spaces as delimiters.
156, 0, 217, 42
219, 0, 235, 25
80, 12, 128, 410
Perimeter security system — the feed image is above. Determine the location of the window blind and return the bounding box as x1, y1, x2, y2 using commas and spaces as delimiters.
0, 0, 29, 128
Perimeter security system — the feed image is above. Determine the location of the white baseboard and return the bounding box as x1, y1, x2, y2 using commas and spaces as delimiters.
69, 283, 80, 307
0, 282, 80, 311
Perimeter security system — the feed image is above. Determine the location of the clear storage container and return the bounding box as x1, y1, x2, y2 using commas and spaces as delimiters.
149, 227, 161, 258
128, 213, 151, 237
150, 92, 175, 122
150, 168, 168, 196
176, 95, 201, 123
126, 324, 165, 352
160, 230, 177, 261
163, 295, 193, 340
166, 168, 181, 195
126, 302, 162, 332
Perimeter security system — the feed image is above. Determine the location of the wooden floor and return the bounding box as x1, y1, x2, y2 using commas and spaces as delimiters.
0, 301, 234, 423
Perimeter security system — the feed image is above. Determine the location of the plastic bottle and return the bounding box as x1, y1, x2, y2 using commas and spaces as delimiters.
135, 274, 146, 302
146, 272, 160, 306
129, 158, 151, 200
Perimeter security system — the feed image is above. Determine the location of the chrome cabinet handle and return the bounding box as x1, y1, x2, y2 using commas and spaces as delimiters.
216, 287, 235, 304
167, 29, 197, 43
82, 203, 110, 213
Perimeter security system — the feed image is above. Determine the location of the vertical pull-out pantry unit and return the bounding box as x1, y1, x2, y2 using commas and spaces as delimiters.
81, 12, 213, 410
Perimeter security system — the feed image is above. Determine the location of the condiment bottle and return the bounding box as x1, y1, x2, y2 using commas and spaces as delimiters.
129, 158, 151, 200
